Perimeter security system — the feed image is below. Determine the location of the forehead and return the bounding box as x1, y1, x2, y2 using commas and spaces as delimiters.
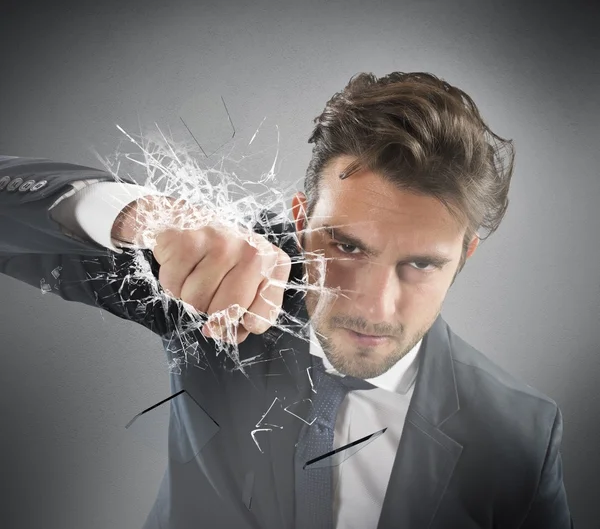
312, 156, 466, 249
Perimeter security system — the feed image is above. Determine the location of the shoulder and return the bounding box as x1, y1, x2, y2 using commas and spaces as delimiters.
448, 326, 557, 410
445, 324, 559, 457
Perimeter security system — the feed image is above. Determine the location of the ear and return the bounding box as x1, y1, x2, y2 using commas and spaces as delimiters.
291, 192, 308, 233
466, 235, 480, 259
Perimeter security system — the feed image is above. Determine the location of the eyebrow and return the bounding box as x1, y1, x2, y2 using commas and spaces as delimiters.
321, 224, 453, 267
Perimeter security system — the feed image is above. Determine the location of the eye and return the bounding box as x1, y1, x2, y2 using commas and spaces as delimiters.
410, 261, 436, 271
335, 243, 362, 255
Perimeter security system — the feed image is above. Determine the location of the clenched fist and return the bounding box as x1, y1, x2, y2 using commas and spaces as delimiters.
151, 224, 292, 344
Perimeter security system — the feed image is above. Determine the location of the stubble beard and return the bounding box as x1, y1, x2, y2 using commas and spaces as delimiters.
306, 289, 441, 379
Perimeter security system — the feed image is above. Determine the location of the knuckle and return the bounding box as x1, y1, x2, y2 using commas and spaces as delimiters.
180, 230, 205, 257
211, 235, 229, 254
154, 228, 174, 249
237, 242, 259, 268
204, 225, 230, 249
180, 228, 198, 247
243, 240, 261, 260
152, 239, 172, 265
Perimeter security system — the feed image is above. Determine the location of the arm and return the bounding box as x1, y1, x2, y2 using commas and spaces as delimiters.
519, 406, 573, 528
0, 155, 195, 337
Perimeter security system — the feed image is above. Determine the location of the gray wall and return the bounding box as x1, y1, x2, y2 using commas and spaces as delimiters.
0, 0, 598, 527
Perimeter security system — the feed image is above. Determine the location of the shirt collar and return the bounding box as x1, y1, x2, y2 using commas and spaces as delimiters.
308, 325, 421, 395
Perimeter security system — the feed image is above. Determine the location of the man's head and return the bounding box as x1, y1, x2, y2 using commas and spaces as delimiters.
291, 72, 515, 379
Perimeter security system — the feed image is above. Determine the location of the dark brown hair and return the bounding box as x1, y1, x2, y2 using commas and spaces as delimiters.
304, 72, 515, 275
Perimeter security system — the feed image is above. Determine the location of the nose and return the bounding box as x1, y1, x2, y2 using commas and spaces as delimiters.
352, 264, 399, 322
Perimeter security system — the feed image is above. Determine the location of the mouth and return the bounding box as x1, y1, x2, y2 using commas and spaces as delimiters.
342, 328, 392, 346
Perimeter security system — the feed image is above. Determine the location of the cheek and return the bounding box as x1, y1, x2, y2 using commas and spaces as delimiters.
404, 282, 447, 314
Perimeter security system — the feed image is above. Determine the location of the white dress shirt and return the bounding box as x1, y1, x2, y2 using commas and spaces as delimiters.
48, 181, 422, 529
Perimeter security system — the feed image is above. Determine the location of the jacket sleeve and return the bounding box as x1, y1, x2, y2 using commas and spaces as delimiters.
0, 155, 196, 337
519, 406, 574, 528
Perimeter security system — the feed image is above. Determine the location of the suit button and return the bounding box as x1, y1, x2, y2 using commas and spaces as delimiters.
30, 180, 48, 192
6, 177, 23, 191
0, 176, 10, 191
19, 179, 36, 192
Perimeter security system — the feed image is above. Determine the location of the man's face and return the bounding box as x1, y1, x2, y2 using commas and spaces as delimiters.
292, 155, 478, 379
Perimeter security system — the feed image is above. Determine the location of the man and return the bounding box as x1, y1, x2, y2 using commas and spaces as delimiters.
0, 72, 572, 528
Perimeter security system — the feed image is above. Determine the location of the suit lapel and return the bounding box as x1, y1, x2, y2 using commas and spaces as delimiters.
377, 314, 463, 529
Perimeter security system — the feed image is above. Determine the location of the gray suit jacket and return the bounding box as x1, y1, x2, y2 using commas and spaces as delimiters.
0, 155, 573, 528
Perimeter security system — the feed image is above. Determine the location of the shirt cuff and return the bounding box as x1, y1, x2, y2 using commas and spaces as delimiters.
49, 181, 170, 252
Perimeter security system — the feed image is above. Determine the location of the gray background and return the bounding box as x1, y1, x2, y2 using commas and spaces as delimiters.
0, 0, 598, 527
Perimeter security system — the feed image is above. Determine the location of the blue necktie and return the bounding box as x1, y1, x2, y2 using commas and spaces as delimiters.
294, 357, 375, 529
